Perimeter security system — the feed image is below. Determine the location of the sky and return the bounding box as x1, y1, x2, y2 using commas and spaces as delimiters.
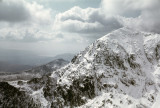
0, 0, 160, 56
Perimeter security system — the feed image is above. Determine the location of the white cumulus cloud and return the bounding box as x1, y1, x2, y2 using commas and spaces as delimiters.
53, 6, 122, 39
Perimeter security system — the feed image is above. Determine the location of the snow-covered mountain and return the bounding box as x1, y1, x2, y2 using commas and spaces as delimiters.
4, 27, 160, 108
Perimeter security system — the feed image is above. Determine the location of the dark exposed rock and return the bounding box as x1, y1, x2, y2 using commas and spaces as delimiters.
44, 76, 95, 107
0, 82, 39, 108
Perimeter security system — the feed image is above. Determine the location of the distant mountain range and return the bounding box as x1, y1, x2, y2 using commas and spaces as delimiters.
24, 59, 69, 76
51, 53, 75, 61
0, 59, 69, 81
0, 52, 74, 73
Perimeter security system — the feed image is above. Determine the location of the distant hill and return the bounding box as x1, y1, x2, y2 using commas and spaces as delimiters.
48, 53, 75, 62
0, 59, 69, 81
0, 49, 74, 66
0, 51, 74, 73
24, 59, 69, 76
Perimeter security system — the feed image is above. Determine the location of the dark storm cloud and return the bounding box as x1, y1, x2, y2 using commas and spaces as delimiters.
0, 0, 53, 42
0, 0, 52, 24
0, 0, 30, 22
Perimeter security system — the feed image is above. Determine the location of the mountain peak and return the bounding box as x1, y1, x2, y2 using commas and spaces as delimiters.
49, 27, 160, 107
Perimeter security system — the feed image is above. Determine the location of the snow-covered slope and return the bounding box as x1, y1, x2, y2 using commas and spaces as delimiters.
6, 27, 160, 108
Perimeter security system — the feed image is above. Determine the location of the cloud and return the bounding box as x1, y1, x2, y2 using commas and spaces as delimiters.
0, 0, 56, 41
101, 0, 160, 33
101, 0, 141, 17
139, 0, 160, 33
53, 0, 160, 41
0, 0, 52, 24
36, 0, 76, 2
53, 6, 122, 39
101, 0, 157, 17
0, 0, 30, 22
1, 0, 160, 44
0, 25, 59, 42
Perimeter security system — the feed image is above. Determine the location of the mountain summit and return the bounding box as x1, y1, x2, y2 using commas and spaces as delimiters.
5, 27, 160, 108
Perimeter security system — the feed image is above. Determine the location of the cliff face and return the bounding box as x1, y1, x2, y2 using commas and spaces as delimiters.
5, 28, 160, 108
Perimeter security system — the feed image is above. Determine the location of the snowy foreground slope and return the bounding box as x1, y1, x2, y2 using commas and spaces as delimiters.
8, 28, 160, 108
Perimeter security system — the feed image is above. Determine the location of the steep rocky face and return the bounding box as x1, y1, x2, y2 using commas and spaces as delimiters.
8, 28, 160, 108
